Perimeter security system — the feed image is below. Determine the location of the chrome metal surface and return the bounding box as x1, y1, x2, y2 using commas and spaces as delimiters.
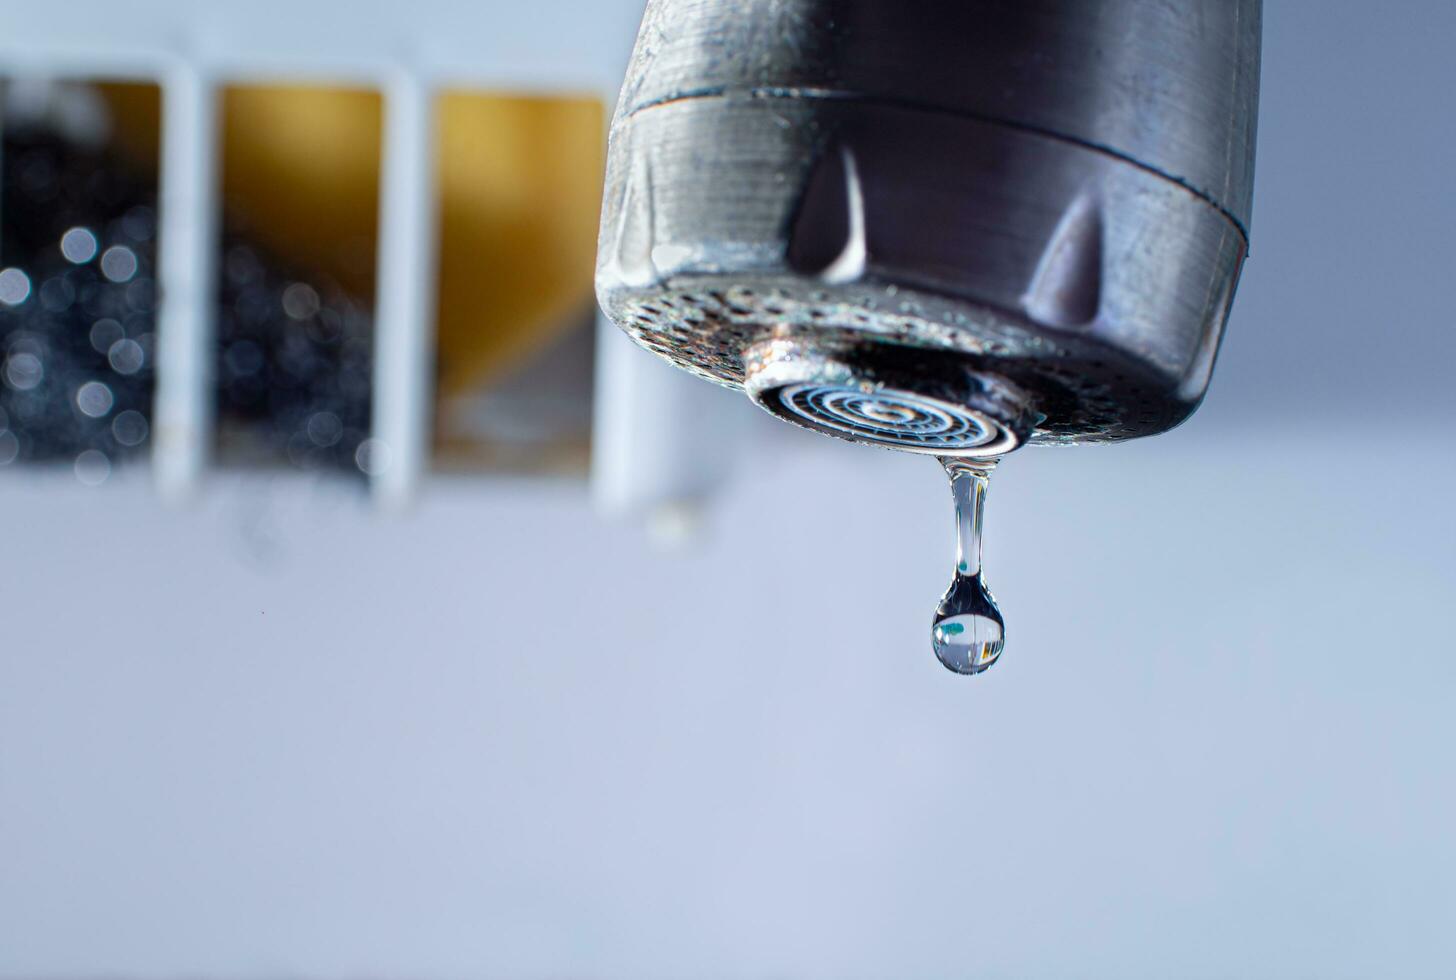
619, 0, 1261, 231
597, 0, 1261, 451
744, 333, 1034, 457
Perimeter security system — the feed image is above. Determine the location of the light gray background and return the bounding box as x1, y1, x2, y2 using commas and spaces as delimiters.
2, 2, 1455, 978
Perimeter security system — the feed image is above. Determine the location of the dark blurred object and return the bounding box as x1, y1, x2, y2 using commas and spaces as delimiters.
0, 115, 158, 477
0, 82, 374, 480
215, 234, 373, 474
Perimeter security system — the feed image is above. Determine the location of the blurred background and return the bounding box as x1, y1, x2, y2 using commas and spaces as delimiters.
0, 1, 1453, 978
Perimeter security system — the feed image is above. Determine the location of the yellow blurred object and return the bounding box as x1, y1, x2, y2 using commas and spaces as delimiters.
435, 92, 604, 395
219, 86, 383, 299
99, 83, 604, 397
100, 83, 381, 296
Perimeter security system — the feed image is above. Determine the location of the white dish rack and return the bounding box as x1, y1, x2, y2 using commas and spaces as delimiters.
0, 0, 740, 519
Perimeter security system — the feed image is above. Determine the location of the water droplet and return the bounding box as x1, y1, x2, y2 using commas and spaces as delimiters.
74, 449, 111, 486
0, 268, 32, 306
112, 410, 149, 447
282, 282, 321, 320
355, 438, 389, 475
60, 226, 99, 264
39, 276, 76, 312
306, 411, 343, 447
90, 318, 125, 354
107, 338, 145, 375
931, 457, 1006, 675
4, 352, 44, 391
75, 380, 115, 418
99, 245, 138, 283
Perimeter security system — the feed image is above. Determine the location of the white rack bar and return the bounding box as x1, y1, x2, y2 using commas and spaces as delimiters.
152, 67, 219, 499
0, 80, 7, 255
370, 71, 439, 508
591, 317, 747, 530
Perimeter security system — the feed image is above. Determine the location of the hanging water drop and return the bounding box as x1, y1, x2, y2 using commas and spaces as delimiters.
931, 457, 1005, 675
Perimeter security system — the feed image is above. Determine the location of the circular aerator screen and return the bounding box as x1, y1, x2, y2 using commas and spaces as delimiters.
761, 382, 1019, 456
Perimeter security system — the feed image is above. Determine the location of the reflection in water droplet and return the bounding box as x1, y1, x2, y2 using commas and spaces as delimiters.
931, 457, 1006, 675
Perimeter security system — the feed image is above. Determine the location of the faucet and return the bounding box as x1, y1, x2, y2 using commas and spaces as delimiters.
596, 0, 1260, 460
